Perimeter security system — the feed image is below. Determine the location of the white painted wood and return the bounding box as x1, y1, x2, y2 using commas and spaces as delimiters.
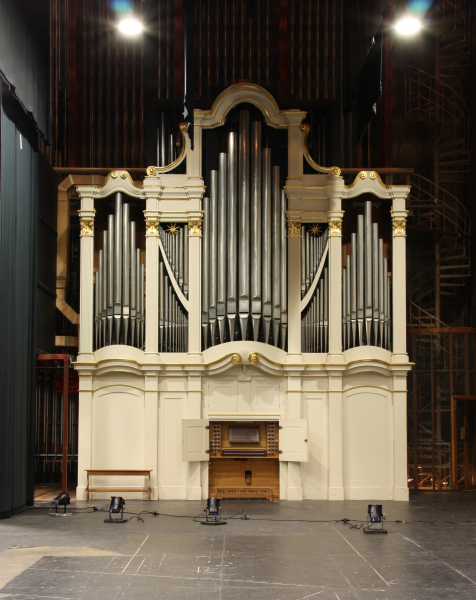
279, 419, 309, 462
182, 419, 210, 461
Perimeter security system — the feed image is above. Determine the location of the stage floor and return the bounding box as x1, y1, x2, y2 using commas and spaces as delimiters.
1, 492, 475, 599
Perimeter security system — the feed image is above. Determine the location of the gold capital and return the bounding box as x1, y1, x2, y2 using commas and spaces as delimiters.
80, 218, 94, 237
145, 217, 159, 237
328, 219, 342, 237
287, 220, 302, 237
392, 219, 406, 237
188, 220, 202, 237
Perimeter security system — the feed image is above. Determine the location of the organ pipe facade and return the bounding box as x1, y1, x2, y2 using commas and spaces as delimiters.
75, 84, 412, 504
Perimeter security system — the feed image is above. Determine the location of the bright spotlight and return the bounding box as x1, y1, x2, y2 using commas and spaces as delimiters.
118, 17, 143, 35
395, 17, 421, 35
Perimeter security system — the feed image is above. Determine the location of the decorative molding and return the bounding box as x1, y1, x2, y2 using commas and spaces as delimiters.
328, 219, 342, 237
231, 353, 242, 365
392, 219, 406, 237
359, 171, 367, 179
287, 220, 302, 237
370, 171, 377, 179
120, 171, 128, 179
188, 220, 202, 237
145, 122, 187, 174
111, 171, 118, 178
248, 352, 259, 365
301, 123, 341, 176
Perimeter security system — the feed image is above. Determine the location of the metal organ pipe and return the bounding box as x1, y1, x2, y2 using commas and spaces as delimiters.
271, 166, 281, 346
130, 221, 137, 346
250, 121, 262, 342
122, 202, 130, 345
227, 131, 238, 341
209, 173, 218, 346
280, 190, 287, 351
238, 110, 250, 342
114, 194, 123, 344
101, 230, 107, 345
372, 223, 379, 344
202, 196, 210, 349
217, 153, 227, 344
107, 214, 114, 344
261, 147, 272, 344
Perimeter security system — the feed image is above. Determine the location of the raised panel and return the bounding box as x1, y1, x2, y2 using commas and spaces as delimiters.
207, 379, 239, 413
182, 419, 210, 461
279, 420, 309, 462
345, 391, 390, 488
250, 379, 280, 413
160, 395, 186, 486
302, 395, 327, 497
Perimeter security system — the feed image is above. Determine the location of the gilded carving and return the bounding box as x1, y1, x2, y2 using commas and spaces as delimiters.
146, 166, 157, 176
248, 352, 259, 365
80, 218, 94, 237
145, 217, 159, 237
120, 170, 128, 179
231, 353, 242, 365
370, 171, 377, 179
359, 171, 367, 179
331, 166, 341, 176
287, 220, 302, 237
392, 219, 406, 237
111, 171, 118, 178
188, 220, 202, 237
328, 219, 342, 237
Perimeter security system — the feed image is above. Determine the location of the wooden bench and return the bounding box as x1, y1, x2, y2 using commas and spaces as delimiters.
85, 469, 152, 501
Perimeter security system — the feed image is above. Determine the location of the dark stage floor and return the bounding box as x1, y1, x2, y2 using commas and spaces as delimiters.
1, 492, 476, 600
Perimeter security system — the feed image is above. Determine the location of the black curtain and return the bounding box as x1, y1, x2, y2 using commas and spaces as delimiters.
0, 83, 38, 518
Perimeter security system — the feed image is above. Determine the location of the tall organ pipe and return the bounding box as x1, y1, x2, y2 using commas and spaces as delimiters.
372, 223, 379, 344
114, 193, 123, 344
179, 227, 184, 290
379, 239, 384, 348
136, 249, 141, 349
130, 221, 137, 347
95, 259, 100, 349
238, 110, 250, 341
140, 263, 145, 349
351, 233, 357, 347
357, 215, 364, 345
261, 148, 272, 344
202, 196, 210, 349
280, 190, 287, 350
122, 202, 130, 344
183, 223, 189, 299
301, 226, 306, 298
101, 231, 107, 346
271, 166, 281, 346
364, 200, 372, 344
346, 255, 351, 348
159, 261, 164, 351
209, 173, 218, 346
250, 121, 262, 342
227, 132, 238, 341
107, 215, 114, 345
217, 153, 227, 344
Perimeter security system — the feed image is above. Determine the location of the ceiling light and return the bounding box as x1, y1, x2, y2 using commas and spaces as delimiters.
395, 17, 421, 35
118, 17, 143, 35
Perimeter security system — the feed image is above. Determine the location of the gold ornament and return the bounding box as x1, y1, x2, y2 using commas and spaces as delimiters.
146, 166, 157, 176
231, 353, 242, 365
80, 218, 94, 237
370, 171, 377, 179
188, 220, 202, 237
359, 171, 367, 179
248, 352, 259, 365
120, 170, 128, 179
331, 166, 341, 176
145, 217, 159, 237
328, 219, 342, 237
111, 171, 118, 178
287, 220, 302, 237
167, 223, 179, 235
392, 219, 406, 237
309, 224, 322, 237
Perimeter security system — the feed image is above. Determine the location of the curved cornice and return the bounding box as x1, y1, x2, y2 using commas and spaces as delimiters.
344, 171, 411, 201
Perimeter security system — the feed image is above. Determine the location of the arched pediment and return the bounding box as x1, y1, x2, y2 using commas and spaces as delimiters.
194, 83, 305, 129
343, 170, 410, 201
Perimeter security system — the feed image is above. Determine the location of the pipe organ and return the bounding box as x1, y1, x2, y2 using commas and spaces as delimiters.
75, 83, 412, 504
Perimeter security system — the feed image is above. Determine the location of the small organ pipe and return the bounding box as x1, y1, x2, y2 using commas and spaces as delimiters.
95, 266, 100, 350
342, 267, 346, 349
202, 196, 210, 349
164, 274, 169, 351
301, 226, 306, 298
351, 233, 357, 347
379, 239, 384, 348
183, 223, 189, 299
357, 215, 364, 346
238, 110, 250, 341
346, 255, 351, 348
140, 263, 145, 350
323, 267, 328, 352
179, 227, 184, 291
261, 148, 272, 344
280, 190, 287, 351
217, 153, 227, 344
271, 166, 281, 346
209, 173, 218, 345
102, 230, 107, 346
159, 261, 164, 351
136, 249, 141, 349
250, 121, 262, 341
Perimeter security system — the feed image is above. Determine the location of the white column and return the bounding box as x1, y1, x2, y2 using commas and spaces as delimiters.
144, 210, 159, 356
391, 202, 408, 356
76, 372, 93, 500
393, 373, 410, 500
145, 375, 159, 499
328, 371, 344, 500
186, 374, 203, 499
188, 219, 202, 355
187, 123, 203, 178
287, 118, 304, 179
287, 220, 302, 355
78, 200, 96, 359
